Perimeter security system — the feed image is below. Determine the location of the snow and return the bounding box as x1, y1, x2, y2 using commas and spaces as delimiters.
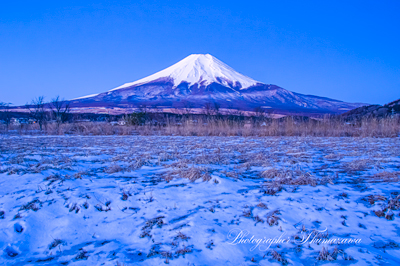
1, 136, 399, 265
71, 93, 100, 100
110, 54, 261, 91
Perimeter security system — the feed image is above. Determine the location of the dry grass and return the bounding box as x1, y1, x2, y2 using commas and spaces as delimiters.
362, 194, 387, 205
256, 202, 268, 209
261, 169, 319, 195
385, 209, 395, 220
20, 199, 41, 212
175, 246, 192, 256
263, 183, 283, 195
105, 164, 124, 174
94, 204, 111, 212
128, 158, 150, 170
121, 190, 131, 201
174, 232, 190, 241
260, 169, 281, 179
242, 209, 252, 218
75, 249, 89, 260
266, 210, 281, 226
140, 216, 165, 238
164, 166, 211, 182
388, 195, 400, 210
366, 193, 400, 220
2, 116, 399, 137
371, 171, 400, 182
343, 159, 373, 172
69, 203, 80, 213
317, 246, 338, 261
269, 250, 289, 265
49, 239, 64, 250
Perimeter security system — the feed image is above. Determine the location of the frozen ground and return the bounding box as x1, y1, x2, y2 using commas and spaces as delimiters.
0, 135, 399, 265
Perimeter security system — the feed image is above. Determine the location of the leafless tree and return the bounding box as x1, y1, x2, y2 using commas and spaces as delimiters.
182, 101, 194, 115
254, 106, 265, 119
138, 104, 148, 114
214, 102, 221, 116
203, 102, 220, 116
230, 107, 244, 117
27, 96, 48, 131
203, 102, 213, 116
151, 105, 160, 114
172, 102, 185, 115
0, 102, 12, 129
51, 96, 70, 129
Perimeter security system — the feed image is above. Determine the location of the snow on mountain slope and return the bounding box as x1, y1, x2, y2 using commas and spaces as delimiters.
110, 54, 260, 91
72, 93, 100, 100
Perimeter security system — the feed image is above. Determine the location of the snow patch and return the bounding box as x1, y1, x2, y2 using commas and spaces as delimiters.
72, 93, 100, 100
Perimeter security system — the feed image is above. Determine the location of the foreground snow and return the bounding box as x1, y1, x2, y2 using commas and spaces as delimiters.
0, 136, 399, 265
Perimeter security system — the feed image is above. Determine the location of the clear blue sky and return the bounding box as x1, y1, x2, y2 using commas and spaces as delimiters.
1, 0, 399, 105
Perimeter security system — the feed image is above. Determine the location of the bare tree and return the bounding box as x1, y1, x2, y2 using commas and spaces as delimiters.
27, 96, 48, 131
204, 102, 219, 116
182, 101, 194, 115
254, 106, 265, 119
0, 102, 12, 129
173, 102, 186, 115
213, 102, 221, 116
151, 105, 160, 114
138, 104, 148, 114
51, 96, 70, 130
230, 107, 244, 117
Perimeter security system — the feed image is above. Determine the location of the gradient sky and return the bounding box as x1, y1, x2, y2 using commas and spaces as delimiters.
1, 0, 399, 106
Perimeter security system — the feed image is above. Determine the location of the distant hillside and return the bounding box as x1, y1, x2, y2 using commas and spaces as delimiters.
341, 99, 400, 120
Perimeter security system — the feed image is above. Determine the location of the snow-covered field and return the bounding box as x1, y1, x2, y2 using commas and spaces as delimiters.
0, 136, 399, 265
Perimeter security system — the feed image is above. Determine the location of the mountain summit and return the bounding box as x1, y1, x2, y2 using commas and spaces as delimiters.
71, 54, 365, 115
111, 54, 260, 91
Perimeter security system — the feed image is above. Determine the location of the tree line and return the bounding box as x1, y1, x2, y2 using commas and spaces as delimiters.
0, 96, 70, 131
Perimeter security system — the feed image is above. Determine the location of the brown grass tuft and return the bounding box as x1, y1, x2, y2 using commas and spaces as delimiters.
269, 250, 288, 265
317, 246, 338, 261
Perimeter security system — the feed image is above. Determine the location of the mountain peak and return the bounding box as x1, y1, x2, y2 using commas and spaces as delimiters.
111, 54, 261, 91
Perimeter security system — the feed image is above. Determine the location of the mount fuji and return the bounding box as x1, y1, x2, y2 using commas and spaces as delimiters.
69, 54, 365, 115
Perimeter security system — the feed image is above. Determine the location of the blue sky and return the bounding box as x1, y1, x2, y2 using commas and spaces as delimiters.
0, 0, 399, 105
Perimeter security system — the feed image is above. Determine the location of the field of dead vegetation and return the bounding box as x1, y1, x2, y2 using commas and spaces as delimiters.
0, 135, 399, 265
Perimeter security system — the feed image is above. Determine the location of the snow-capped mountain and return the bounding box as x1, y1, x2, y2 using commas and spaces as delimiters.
70, 54, 365, 114
112, 54, 260, 91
